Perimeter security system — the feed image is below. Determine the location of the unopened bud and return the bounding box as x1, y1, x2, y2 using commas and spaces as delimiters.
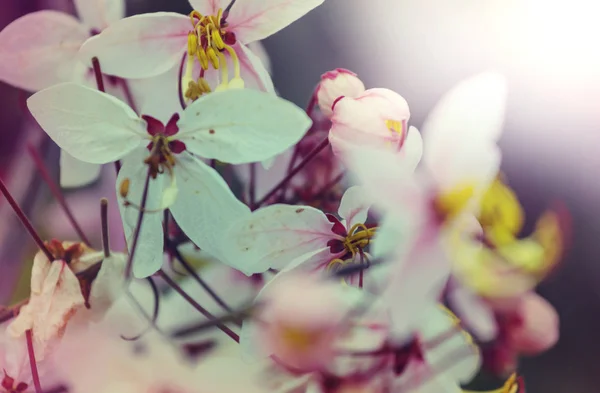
317, 68, 365, 118
119, 178, 130, 199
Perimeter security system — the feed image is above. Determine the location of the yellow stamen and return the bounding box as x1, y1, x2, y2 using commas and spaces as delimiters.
342, 223, 377, 257
433, 183, 477, 222
463, 373, 519, 393
479, 178, 524, 246
385, 119, 403, 136
206, 47, 219, 69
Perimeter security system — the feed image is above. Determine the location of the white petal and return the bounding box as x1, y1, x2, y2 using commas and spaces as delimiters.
27, 83, 146, 164
0, 11, 89, 91
400, 126, 423, 172
88, 252, 127, 320
422, 72, 507, 187
338, 186, 370, 229
222, 204, 334, 275
169, 153, 250, 265
344, 146, 425, 217
178, 88, 311, 164
79, 13, 189, 78
116, 148, 166, 278
59, 151, 102, 188
237, 42, 275, 94
188, 0, 222, 15
447, 283, 497, 342
74, 0, 126, 31
226, 0, 324, 43
247, 41, 272, 75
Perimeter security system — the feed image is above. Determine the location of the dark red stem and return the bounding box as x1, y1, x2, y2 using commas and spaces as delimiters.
91, 57, 105, 92
0, 177, 53, 261
255, 137, 330, 208
27, 144, 91, 246
26, 330, 43, 393
100, 198, 110, 257
177, 53, 187, 111
120, 79, 138, 114
157, 270, 240, 343
124, 171, 151, 278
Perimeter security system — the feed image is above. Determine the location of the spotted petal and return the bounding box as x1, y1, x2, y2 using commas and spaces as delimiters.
222, 204, 335, 275
224, 0, 325, 43
177, 88, 311, 164
116, 148, 167, 278
169, 153, 250, 265
27, 83, 146, 164
74, 0, 126, 31
79, 12, 189, 78
0, 11, 89, 91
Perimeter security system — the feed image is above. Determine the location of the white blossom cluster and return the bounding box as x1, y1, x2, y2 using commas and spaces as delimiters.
0, 1, 568, 393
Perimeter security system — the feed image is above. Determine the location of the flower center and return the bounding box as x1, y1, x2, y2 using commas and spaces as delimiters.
1, 372, 28, 393
143, 114, 186, 179
183, 9, 243, 100
342, 223, 377, 257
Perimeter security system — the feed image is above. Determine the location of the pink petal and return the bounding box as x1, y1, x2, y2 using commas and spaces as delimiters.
507, 293, 559, 355
236, 42, 275, 93
188, 0, 223, 15
226, 0, 324, 43
74, 0, 126, 31
0, 11, 89, 91
79, 13, 190, 79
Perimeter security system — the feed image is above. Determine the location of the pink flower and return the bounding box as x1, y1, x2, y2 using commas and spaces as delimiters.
240, 273, 358, 372
317, 69, 366, 118
329, 88, 418, 159
80, 0, 324, 97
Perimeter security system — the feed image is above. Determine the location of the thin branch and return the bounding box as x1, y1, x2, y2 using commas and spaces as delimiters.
27, 144, 91, 246
26, 330, 43, 393
124, 171, 152, 279
0, 177, 53, 261
121, 277, 161, 341
255, 137, 330, 208
157, 270, 240, 343
91, 57, 105, 92
165, 238, 235, 315
100, 198, 110, 257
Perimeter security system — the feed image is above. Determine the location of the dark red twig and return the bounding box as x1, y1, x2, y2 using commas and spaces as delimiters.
27, 144, 91, 246
255, 137, 330, 208
26, 330, 43, 393
157, 270, 240, 343
91, 57, 105, 92
100, 198, 110, 257
0, 177, 53, 261
124, 171, 151, 278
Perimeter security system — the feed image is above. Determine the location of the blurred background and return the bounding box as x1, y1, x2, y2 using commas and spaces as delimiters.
1, 0, 600, 392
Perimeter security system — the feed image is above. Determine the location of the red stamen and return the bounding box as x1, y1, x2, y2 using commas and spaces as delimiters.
27, 144, 91, 246
0, 177, 53, 261
255, 137, 330, 208
25, 330, 42, 393
91, 57, 105, 93
157, 270, 240, 343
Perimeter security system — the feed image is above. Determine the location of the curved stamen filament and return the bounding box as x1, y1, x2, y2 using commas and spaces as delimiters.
217, 51, 229, 90
343, 223, 377, 256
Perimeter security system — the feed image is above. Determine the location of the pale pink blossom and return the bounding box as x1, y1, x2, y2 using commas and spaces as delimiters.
222, 186, 371, 276
317, 69, 366, 118
240, 273, 361, 372
80, 0, 324, 96
329, 88, 419, 161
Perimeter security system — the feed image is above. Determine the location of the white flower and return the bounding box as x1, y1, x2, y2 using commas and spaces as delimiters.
27, 83, 312, 277
222, 186, 372, 276
80, 0, 324, 96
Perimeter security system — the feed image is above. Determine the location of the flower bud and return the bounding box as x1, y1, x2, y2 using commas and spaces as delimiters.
329, 88, 412, 158
317, 68, 365, 118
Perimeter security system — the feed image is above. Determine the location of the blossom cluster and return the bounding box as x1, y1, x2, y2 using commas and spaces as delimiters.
0, 1, 569, 393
